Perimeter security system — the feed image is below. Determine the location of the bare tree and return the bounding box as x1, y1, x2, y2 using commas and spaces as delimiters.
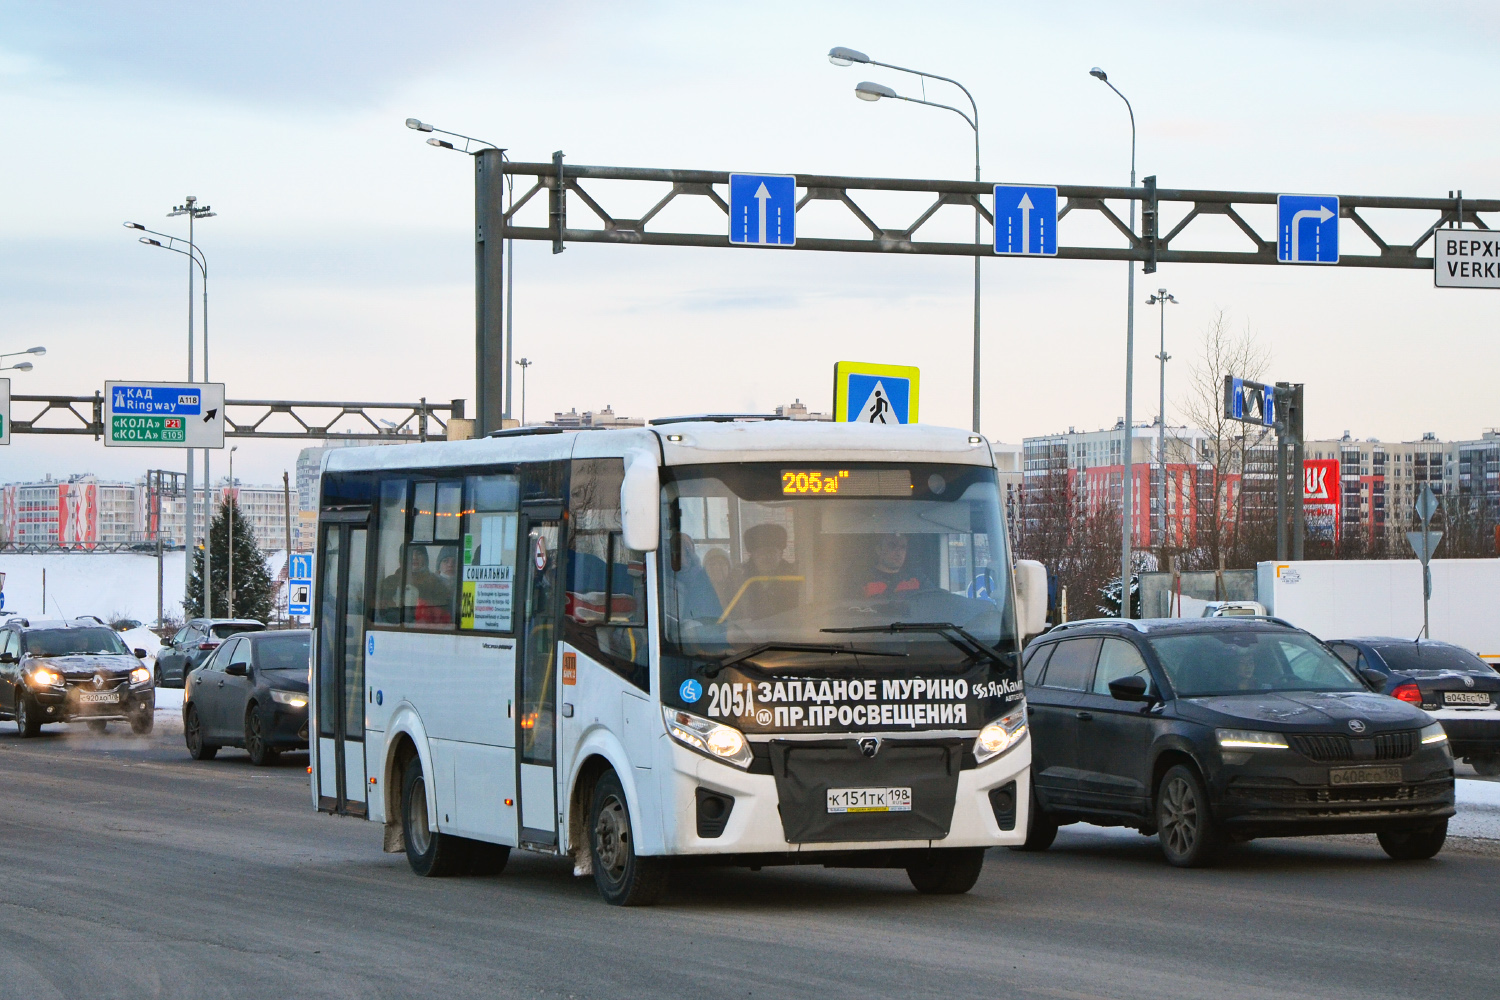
1176, 310, 1272, 572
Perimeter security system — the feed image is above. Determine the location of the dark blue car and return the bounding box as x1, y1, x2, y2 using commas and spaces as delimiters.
1327, 638, 1500, 775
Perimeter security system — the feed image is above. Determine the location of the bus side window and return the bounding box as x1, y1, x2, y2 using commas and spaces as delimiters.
372, 480, 407, 625
567, 459, 650, 691
461, 474, 520, 632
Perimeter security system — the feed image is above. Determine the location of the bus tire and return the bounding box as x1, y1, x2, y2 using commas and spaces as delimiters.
906, 848, 986, 894
589, 770, 669, 906
401, 756, 469, 877
464, 840, 511, 877
1009, 804, 1059, 853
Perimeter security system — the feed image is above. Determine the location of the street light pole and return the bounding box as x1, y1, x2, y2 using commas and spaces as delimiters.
406, 119, 511, 432
1146, 289, 1176, 550
1091, 68, 1138, 617
129, 218, 211, 617
169, 197, 215, 620
831, 47, 984, 433
515, 357, 532, 426
227, 446, 237, 619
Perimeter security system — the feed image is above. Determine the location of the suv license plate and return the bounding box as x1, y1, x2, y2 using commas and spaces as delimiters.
1329, 765, 1403, 786
827, 787, 912, 814
1444, 691, 1490, 706
79, 692, 120, 704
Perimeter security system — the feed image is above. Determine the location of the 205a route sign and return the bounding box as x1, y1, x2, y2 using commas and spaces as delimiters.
105, 381, 225, 448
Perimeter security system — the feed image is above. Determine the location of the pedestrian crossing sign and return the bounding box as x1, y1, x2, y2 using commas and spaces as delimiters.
832, 361, 919, 425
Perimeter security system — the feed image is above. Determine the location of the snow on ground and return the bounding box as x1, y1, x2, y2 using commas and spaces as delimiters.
0, 550, 291, 625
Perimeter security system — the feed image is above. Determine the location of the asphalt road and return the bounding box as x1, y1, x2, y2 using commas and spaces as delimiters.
1, 712, 1496, 1000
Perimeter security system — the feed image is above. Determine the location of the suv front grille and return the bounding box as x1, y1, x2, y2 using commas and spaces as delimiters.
1289, 731, 1417, 762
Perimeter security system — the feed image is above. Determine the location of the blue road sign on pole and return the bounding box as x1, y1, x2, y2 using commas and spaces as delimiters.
728, 174, 796, 247
288, 553, 314, 617
993, 185, 1058, 256
1277, 195, 1339, 263
1227, 377, 1276, 427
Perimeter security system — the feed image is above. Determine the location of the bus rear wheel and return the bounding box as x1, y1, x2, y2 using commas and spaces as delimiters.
906, 848, 986, 894
589, 770, 669, 906
401, 756, 469, 877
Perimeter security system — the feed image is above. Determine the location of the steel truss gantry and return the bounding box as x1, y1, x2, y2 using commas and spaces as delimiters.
497, 158, 1494, 269
7, 394, 461, 441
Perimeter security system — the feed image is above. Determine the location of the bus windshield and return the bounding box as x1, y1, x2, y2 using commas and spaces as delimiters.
660, 462, 1014, 671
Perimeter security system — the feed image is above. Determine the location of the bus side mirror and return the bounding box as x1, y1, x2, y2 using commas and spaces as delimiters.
621, 449, 660, 552
1014, 559, 1048, 639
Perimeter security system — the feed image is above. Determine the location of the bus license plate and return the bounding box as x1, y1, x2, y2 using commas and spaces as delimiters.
826, 787, 912, 814
79, 692, 119, 704
1328, 766, 1403, 786
1444, 691, 1490, 706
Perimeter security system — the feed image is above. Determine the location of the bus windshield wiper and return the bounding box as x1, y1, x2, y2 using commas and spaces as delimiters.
706, 642, 907, 677
822, 622, 1009, 667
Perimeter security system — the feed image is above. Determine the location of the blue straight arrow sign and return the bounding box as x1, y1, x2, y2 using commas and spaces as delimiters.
728, 174, 796, 247
993, 185, 1058, 256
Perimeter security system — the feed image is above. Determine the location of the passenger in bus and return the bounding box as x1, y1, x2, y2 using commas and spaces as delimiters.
701, 547, 732, 606
854, 533, 930, 599
726, 523, 800, 620
668, 532, 722, 622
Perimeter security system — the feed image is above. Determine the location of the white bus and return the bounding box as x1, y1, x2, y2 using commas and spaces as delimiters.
310, 418, 1047, 904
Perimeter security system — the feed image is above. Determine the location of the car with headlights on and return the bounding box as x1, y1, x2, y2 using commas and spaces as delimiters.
1015, 617, 1454, 866
0, 618, 156, 735
183, 629, 309, 765
1327, 637, 1500, 776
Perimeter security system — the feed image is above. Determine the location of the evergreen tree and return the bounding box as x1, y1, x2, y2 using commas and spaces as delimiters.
184, 495, 275, 621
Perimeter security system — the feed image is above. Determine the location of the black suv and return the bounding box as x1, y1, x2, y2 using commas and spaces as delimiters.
1017, 617, 1454, 866
154, 618, 265, 687
0, 618, 156, 735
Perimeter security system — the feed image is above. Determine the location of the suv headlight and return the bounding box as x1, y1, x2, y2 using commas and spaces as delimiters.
974, 706, 1027, 765
1217, 729, 1289, 750
270, 689, 308, 708
130, 666, 151, 685
27, 667, 62, 688
663, 706, 752, 770
1420, 722, 1449, 746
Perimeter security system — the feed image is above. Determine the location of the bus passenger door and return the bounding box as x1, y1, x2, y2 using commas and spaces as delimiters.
516, 510, 563, 848
314, 517, 370, 816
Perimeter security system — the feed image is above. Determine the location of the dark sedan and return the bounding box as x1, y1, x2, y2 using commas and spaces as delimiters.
1328, 637, 1500, 775
154, 618, 265, 687
183, 630, 309, 765
1017, 617, 1454, 867
0, 620, 155, 735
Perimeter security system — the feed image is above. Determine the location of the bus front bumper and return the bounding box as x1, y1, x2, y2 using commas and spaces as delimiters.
658, 735, 1031, 857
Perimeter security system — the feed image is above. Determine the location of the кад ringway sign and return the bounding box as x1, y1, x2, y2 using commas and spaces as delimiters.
104, 381, 226, 448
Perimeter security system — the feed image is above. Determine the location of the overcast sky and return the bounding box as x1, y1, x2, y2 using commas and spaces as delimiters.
2, 1, 1498, 486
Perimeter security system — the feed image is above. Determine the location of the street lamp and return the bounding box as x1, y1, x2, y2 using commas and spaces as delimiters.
227, 446, 238, 619
1, 346, 45, 373
1091, 67, 1139, 617
408, 117, 517, 429
831, 46, 985, 434
1146, 289, 1177, 551
128, 207, 213, 612
515, 357, 532, 426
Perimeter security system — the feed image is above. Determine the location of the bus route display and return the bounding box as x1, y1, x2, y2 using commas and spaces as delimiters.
780, 469, 912, 497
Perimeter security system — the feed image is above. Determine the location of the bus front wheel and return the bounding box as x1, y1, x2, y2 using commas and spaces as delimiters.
906, 848, 986, 894
589, 770, 669, 906
401, 756, 469, 877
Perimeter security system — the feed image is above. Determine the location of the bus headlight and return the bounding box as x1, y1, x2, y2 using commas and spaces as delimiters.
662, 706, 753, 770
27, 667, 62, 688
973, 706, 1027, 765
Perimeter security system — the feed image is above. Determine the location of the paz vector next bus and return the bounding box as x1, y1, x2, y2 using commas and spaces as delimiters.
309, 418, 1047, 904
